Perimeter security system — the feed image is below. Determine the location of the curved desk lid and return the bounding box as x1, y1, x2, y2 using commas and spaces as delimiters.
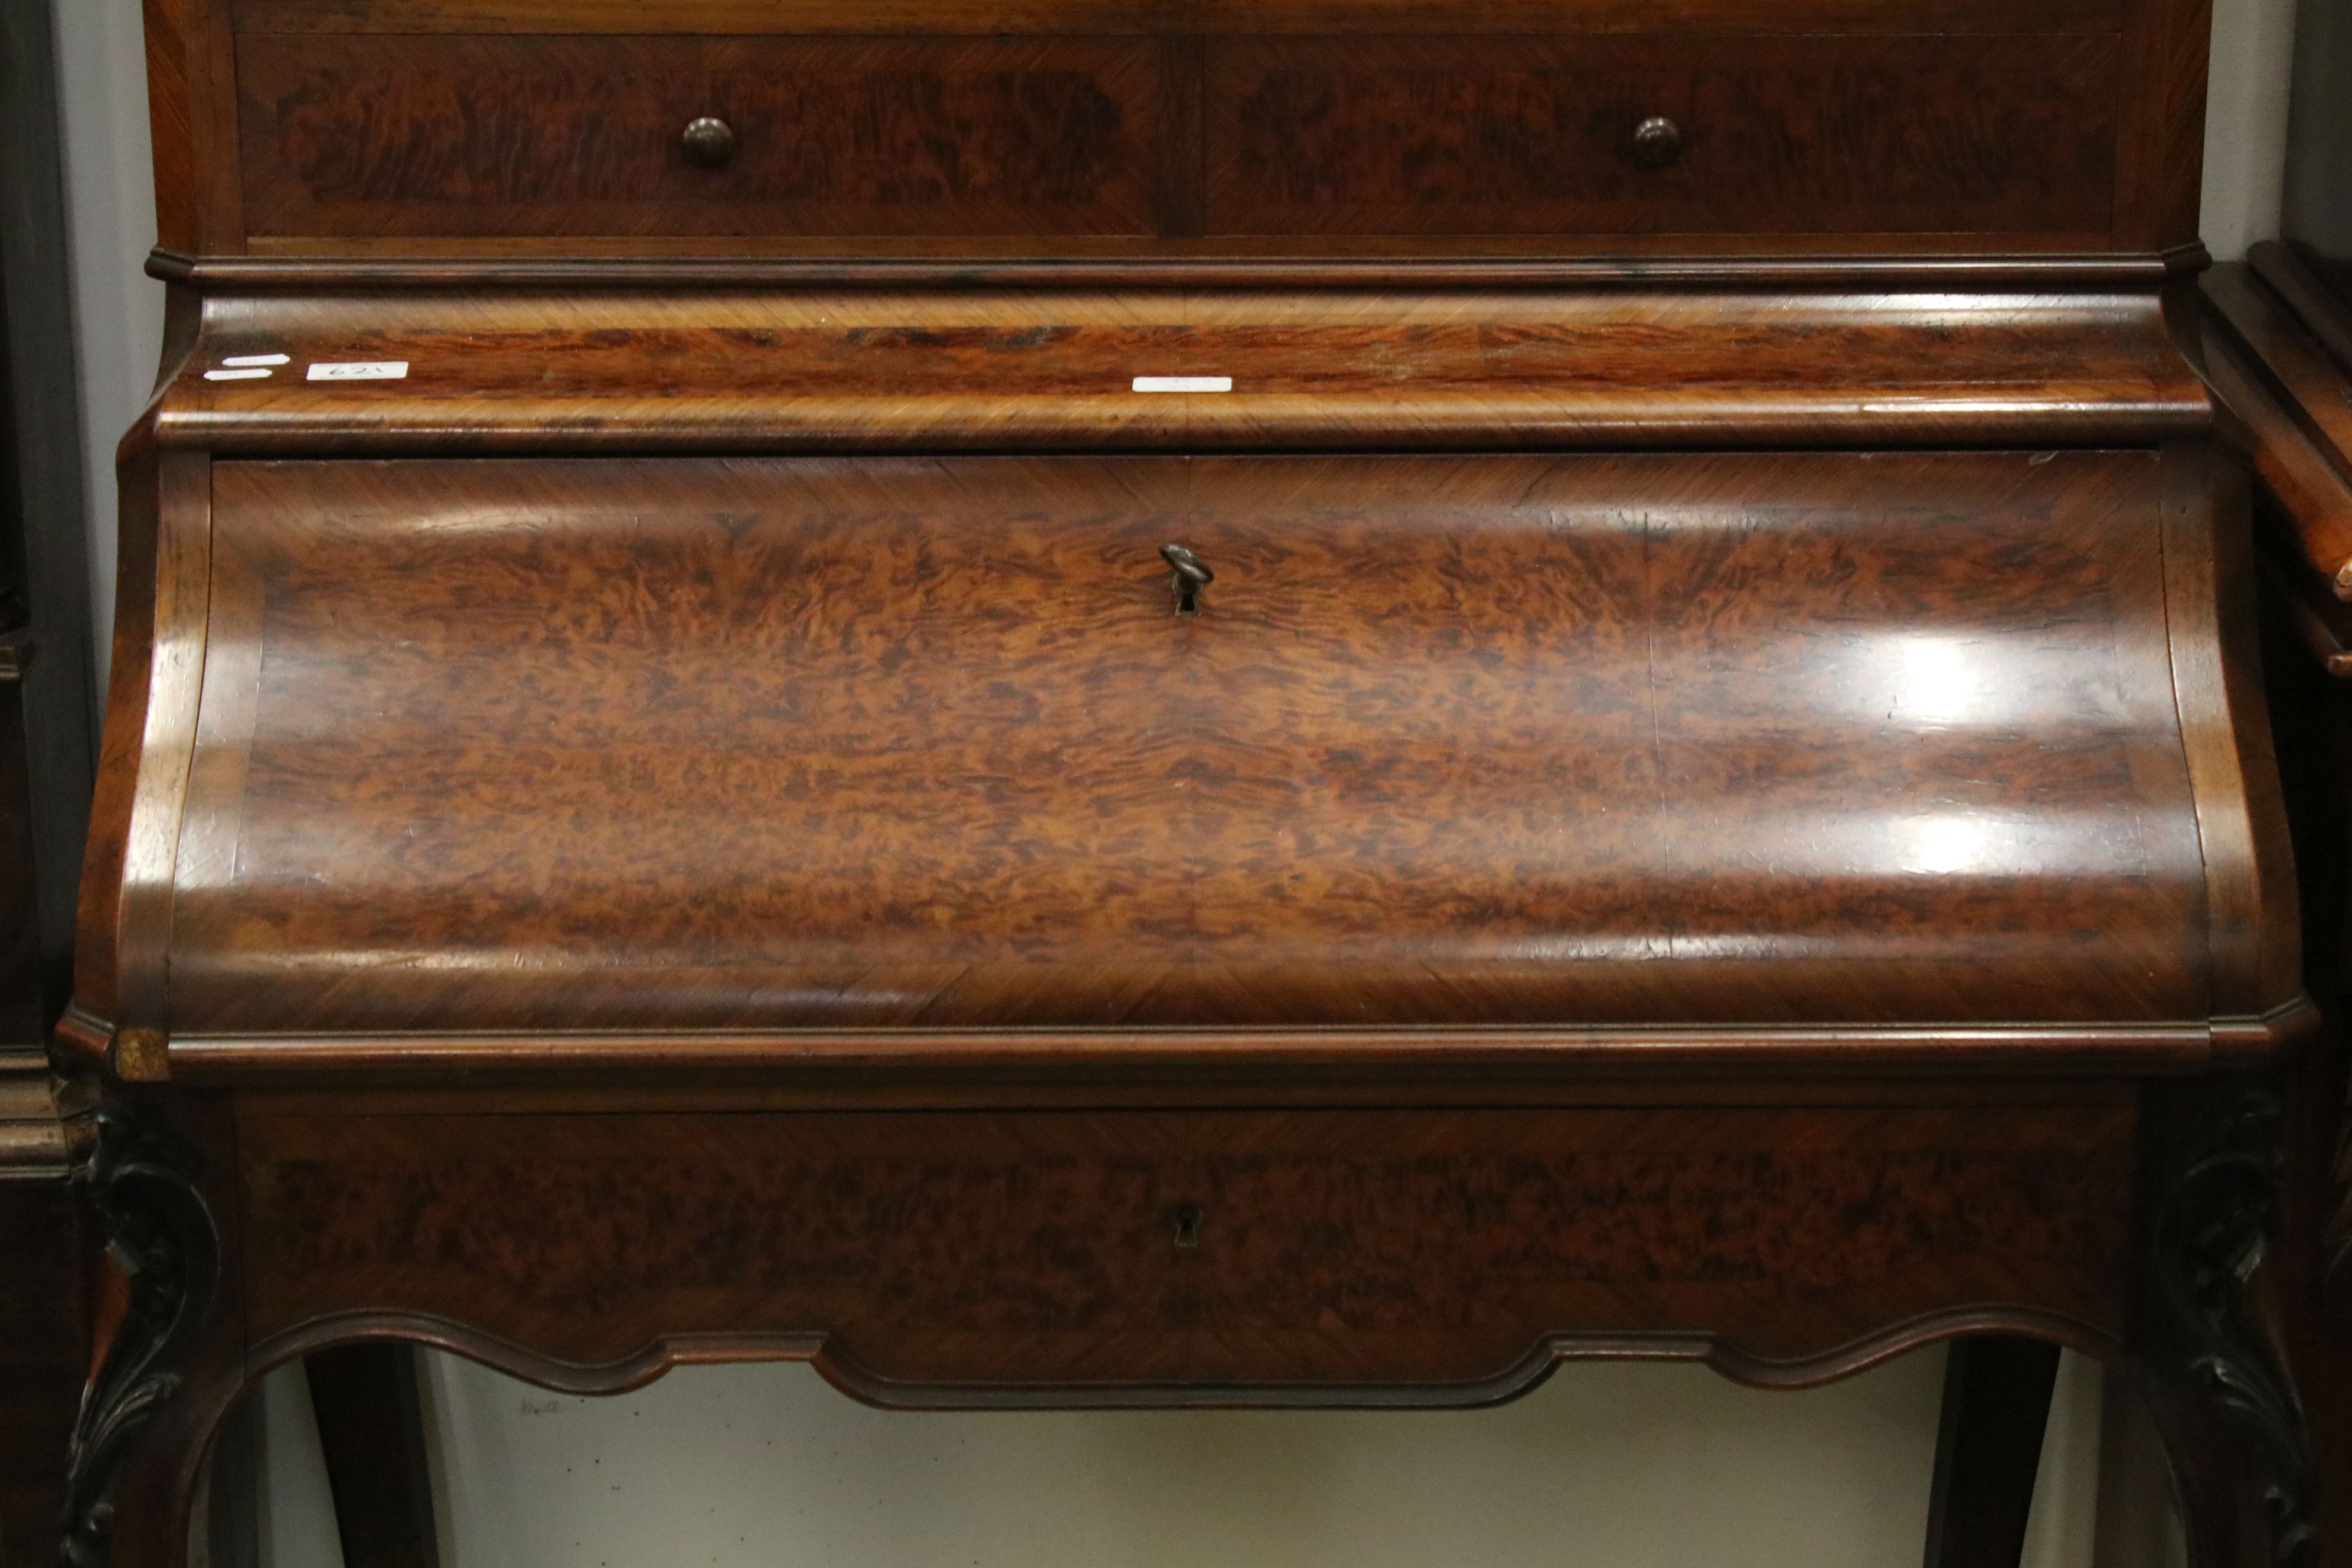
68, 447, 2302, 1080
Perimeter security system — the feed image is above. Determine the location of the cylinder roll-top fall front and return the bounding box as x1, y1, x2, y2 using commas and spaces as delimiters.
165, 449, 2209, 1040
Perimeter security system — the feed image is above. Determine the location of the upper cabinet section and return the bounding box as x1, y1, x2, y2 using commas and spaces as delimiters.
151, 0, 2211, 268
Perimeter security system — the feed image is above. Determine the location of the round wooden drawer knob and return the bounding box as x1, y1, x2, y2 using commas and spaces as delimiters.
682, 116, 738, 169
1631, 115, 1683, 169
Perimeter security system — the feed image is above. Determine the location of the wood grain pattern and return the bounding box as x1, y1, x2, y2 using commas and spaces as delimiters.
142, 0, 198, 257
149, 287, 2212, 455
2109, 0, 2213, 251
239, 35, 1162, 240
231, 31, 2129, 248
1207, 35, 2119, 238
2199, 276, 2352, 597
73, 4, 2318, 1564
139, 0, 2214, 263
2253, 240, 2352, 381
2158, 441, 2302, 1022
146, 0, 247, 255
69, 452, 210, 1079
2207, 264, 2352, 502
237, 1103, 2139, 1391
138, 450, 2229, 1046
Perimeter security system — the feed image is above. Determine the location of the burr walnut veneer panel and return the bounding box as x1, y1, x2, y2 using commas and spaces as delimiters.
164, 450, 2213, 1042
237, 35, 1167, 240
233, 31, 2119, 244
237, 1100, 2138, 1394
151, 0, 2216, 261
1203, 34, 2118, 238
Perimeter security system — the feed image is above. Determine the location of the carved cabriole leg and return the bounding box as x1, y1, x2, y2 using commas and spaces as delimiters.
2134, 1083, 2319, 1568
61, 1096, 237, 1568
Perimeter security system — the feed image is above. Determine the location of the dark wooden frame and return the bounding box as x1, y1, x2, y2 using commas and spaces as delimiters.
0, 0, 100, 1563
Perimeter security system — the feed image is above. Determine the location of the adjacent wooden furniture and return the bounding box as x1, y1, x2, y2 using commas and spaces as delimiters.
1, 0, 102, 1557
61, 0, 2330, 1564
2197, 0, 2352, 1520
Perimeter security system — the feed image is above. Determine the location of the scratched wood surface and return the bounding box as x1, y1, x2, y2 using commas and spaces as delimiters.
142, 449, 2222, 1042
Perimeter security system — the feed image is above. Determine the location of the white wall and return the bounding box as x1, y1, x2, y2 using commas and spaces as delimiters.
50, 0, 159, 691
46, 0, 2294, 1561
253, 1347, 2122, 1568
2203, 0, 2302, 256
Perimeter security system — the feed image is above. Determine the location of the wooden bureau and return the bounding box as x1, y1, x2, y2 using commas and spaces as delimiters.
53, 0, 2335, 1564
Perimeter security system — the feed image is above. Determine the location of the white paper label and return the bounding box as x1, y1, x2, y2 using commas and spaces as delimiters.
1131, 375, 1233, 393
308, 361, 410, 382
221, 353, 291, 368
203, 367, 273, 381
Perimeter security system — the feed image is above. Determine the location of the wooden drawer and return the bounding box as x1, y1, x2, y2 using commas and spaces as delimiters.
239, 1102, 2138, 1390
236, 34, 1169, 239
1207, 34, 2121, 238
234, 30, 2117, 246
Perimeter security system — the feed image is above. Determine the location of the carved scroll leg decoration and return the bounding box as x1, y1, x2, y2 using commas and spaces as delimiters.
60, 1104, 219, 1568
2154, 1090, 2318, 1568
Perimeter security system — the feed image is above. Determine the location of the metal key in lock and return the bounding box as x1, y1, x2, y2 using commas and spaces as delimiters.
1160, 544, 1213, 615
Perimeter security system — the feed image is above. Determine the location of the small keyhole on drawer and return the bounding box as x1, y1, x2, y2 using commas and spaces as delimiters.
1170, 1201, 1205, 1248
1160, 544, 1213, 616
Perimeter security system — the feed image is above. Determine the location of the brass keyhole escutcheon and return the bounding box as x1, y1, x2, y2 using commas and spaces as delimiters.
1170, 1200, 1205, 1248
1161, 544, 1213, 615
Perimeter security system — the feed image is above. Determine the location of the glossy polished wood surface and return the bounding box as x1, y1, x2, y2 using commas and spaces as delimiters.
65, 4, 2331, 1564
116, 449, 2240, 1048
148, 288, 2211, 455
2206, 257, 2352, 609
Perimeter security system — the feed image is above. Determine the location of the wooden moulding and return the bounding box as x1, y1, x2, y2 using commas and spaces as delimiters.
145, 244, 2217, 289
2250, 240, 2352, 378
147, 285, 2211, 454
159, 1015, 2320, 1088
226, 0, 2132, 35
